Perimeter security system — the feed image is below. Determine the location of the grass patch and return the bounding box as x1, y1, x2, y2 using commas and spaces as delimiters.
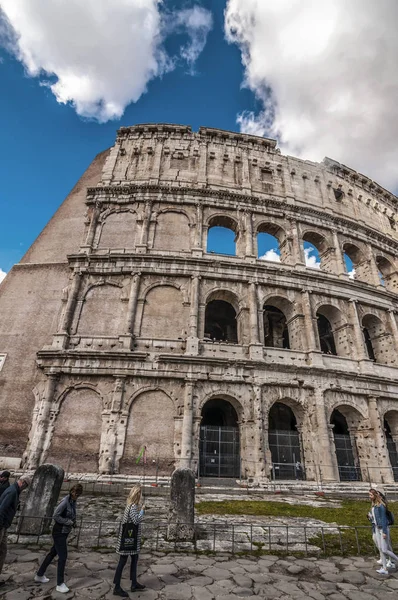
196, 499, 398, 556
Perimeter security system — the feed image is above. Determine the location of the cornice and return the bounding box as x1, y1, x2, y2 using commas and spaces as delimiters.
86, 183, 398, 252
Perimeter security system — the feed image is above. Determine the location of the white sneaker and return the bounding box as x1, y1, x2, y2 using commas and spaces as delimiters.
377, 559, 383, 565
376, 568, 389, 575
34, 575, 49, 583
56, 583, 70, 593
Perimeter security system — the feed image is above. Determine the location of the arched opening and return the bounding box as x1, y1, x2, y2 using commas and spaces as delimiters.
302, 232, 329, 271
342, 243, 366, 282
331, 408, 361, 481
263, 305, 290, 349
384, 412, 398, 482
317, 313, 337, 355
199, 399, 240, 478
362, 314, 390, 364
207, 216, 238, 256
204, 300, 238, 343
268, 403, 303, 480
376, 256, 397, 291
257, 223, 286, 262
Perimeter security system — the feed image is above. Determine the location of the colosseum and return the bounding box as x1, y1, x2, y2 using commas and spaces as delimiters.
1, 123, 398, 485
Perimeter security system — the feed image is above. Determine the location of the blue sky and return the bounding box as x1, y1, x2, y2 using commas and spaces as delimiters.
0, 0, 397, 279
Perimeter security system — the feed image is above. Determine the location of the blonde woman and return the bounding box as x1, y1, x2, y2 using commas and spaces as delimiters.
371, 489, 398, 575
113, 485, 145, 597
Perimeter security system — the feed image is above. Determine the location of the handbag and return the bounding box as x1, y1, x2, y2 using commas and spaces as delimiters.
119, 521, 138, 552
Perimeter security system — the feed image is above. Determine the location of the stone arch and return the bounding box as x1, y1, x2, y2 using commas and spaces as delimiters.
362, 313, 395, 365
120, 389, 176, 474
302, 229, 334, 273
204, 289, 241, 343
77, 283, 125, 336
375, 255, 398, 291
139, 284, 189, 340
97, 209, 137, 249
46, 387, 103, 473
342, 242, 367, 282
199, 393, 243, 478
383, 410, 398, 480
261, 295, 298, 350
198, 391, 244, 422
267, 399, 305, 480
330, 404, 365, 482
316, 304, 351, 357
206, 214, 239, 256
153, 209, 191, 253
256, 222, 287, 262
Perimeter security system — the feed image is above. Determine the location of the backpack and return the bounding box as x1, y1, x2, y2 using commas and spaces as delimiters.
386, 509, 394, 526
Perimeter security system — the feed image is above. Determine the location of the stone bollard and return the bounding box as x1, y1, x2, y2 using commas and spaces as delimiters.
167, 467, 195, 541
19, 464, 64, 535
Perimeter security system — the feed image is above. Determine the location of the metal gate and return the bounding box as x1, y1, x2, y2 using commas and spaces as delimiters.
387, 438, 398, 482
334, 434, 361, 481
268, 430, 302, 480
199, 426, 240, 478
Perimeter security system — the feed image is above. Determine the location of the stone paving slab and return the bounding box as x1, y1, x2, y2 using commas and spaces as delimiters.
2, 545, 398, 599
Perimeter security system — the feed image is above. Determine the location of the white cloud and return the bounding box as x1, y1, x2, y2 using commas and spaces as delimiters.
259, 248, 281, 262
0, 268, 6, 283
225, 0, 398, 191
0, 1, 212, 122
348, 268, 356, 280
304, 247, 320, 269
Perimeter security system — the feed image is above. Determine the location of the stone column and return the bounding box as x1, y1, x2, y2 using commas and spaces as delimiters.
198, 141, 207, 187
192, 203, 204, 257
60, 272, 83, 334
180, 382, 194, 468
348, 299, 368, 361
26, 374, 59, 469
122, 273, 141, 350
249, 282, 262, 359
149, 140, 162, 184
136, 198, 152, 253
253, 385, 266, 479
245, 211, 255, 258
368, 397, 394, 483
167, 468, 195, 540
332, 230, 346, 276
367, 247, 382, 286
312, 390, 338, 481
242, 149, 251, 192
290, 219, 305, 265
301, 290, 318, 351
19, 464, 65, 535
186, 276, 200, 355
99, 378, 126, 474
83, 203, 101, 250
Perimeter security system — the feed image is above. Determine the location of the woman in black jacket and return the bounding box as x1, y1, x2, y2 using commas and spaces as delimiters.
34, 484, 83, 593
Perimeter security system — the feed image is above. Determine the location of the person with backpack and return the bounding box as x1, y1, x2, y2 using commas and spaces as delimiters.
368, 489, 395, 569
369, 488, 398, 575
34, 484, 83, 593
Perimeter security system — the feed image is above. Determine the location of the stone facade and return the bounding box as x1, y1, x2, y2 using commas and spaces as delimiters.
1, 123, 398, 483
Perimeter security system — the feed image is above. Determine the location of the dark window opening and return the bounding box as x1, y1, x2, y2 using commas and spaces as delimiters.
333, 188, 344, 201
317, 314, 337, 355
263, 306, 290, 349
269, 403, 297, 431
201, 399, 238, 427
269, 403, 302, 480
331, 409, 360, 481
204, 300, 238, 343
363, 327, 376, 361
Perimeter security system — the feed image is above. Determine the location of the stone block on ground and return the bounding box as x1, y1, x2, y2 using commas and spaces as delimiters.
19, 464, 64, 535
167, 468, 195, 541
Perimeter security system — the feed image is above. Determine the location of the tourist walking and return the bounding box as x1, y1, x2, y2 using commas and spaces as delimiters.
0, 474, 31, 587
0, 472, 10, 500
369, 488, 398, 575
113, 485, 145, 597
34, 483, 83, 593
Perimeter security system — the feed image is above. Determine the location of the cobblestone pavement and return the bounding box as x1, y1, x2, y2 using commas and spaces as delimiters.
2, 545, 398, 600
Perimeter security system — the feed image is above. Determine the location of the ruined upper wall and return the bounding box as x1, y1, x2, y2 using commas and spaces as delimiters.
100, 123, 398, 240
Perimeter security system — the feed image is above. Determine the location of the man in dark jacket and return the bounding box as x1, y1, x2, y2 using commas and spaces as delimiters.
0, 474, 31, 586
0, 472, 10, 500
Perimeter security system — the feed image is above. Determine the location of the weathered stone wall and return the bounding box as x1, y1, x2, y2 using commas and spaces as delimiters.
2, 124, 398, 483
